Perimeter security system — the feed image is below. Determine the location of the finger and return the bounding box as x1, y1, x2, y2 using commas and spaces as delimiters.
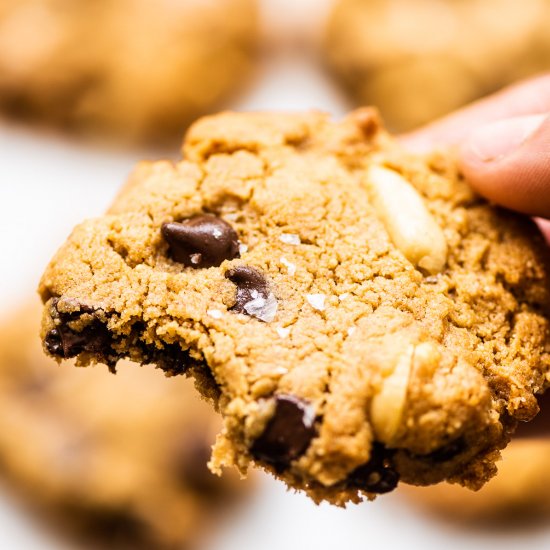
401, 73, 550, 152
460, 113, 550, 218
535, 218, 550, 244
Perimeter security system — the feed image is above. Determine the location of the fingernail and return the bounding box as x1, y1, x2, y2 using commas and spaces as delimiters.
467, 114, 546, 162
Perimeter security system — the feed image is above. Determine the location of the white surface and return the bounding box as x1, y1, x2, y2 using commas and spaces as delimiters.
0, 1, 549, 549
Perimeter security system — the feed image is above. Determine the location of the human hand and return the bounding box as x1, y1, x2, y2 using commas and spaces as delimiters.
403, 74, 550, 435
401, 73, 550, 219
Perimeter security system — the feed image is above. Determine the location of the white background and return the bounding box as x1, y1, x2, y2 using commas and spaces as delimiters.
0, 1, 549, 548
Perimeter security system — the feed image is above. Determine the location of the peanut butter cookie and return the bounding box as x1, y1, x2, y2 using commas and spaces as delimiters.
0, 0, 257, 143
39, 108, 550, 505
325, 0, 550, 131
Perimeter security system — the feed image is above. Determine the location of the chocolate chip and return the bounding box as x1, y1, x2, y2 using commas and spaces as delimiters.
140, 342, 192, 376
347, 443, 399, 494
45, 321, 112, 359
250, 394, 316, 471
44, 328, 64, 357
45, 299, 113, 361
225, 265, 269, 314
161, 215, 239, 268
415, 437, 466, 463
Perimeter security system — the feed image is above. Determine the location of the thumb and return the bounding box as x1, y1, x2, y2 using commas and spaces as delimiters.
460, 114, 550, 218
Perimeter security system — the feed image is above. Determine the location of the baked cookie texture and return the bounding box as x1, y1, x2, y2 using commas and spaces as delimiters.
0, 0, 257, 143
39, 108, 550, 505
404, 393, 550, 525
324, 0, 550, 131
0, 303, 245, 549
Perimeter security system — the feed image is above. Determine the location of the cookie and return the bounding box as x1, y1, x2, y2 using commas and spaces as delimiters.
0, 302, 245, 549
404, 393, 550, 525
324, 0, 550, 131
39, 108, 550, 505
0, 0, 257, 143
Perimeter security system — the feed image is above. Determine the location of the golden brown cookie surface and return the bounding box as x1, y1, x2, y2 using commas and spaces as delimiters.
0, 303, 244, 549
324, 0, 550, 131
0, 0, 258, 143
39, 108, 550, 505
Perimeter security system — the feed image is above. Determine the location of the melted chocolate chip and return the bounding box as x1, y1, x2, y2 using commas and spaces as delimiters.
347, 443, 399, 494
225, 265, 269, 314
161, 215, 239, 268
44, 328, 64, 357
251, 394, 316, 471
415, 437, 466, 463
45, 321, 112, 359
140, 342, 192, 376
45, 299, 113, 361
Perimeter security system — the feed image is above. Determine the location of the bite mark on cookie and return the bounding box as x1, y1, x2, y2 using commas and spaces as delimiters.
45, 299, 113, 361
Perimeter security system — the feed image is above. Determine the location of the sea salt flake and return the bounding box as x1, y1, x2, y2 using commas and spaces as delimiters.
238, 243, 248, 255
212, 227, 223, 239
244, 292, 278, 322
347, 327, 356, 336
273, 366, 289, 375
276, 327, 290, 339
302, 404, 316, 427
306, 293, 326, 311
280, 256, 296, 276
338, 293, 349, 301
207, 309, 223, 319
279, 233, 301, 245
190, 253, 202, 265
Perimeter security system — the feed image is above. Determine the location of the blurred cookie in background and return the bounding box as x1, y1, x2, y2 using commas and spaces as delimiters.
0, 302, 248, 549
324, 0, 550, 131
404, 393, 550, 526
0, 0, 258, 145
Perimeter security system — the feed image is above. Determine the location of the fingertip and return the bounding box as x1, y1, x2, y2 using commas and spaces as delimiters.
398, 133, 436, 154
459, 114, 550, 218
